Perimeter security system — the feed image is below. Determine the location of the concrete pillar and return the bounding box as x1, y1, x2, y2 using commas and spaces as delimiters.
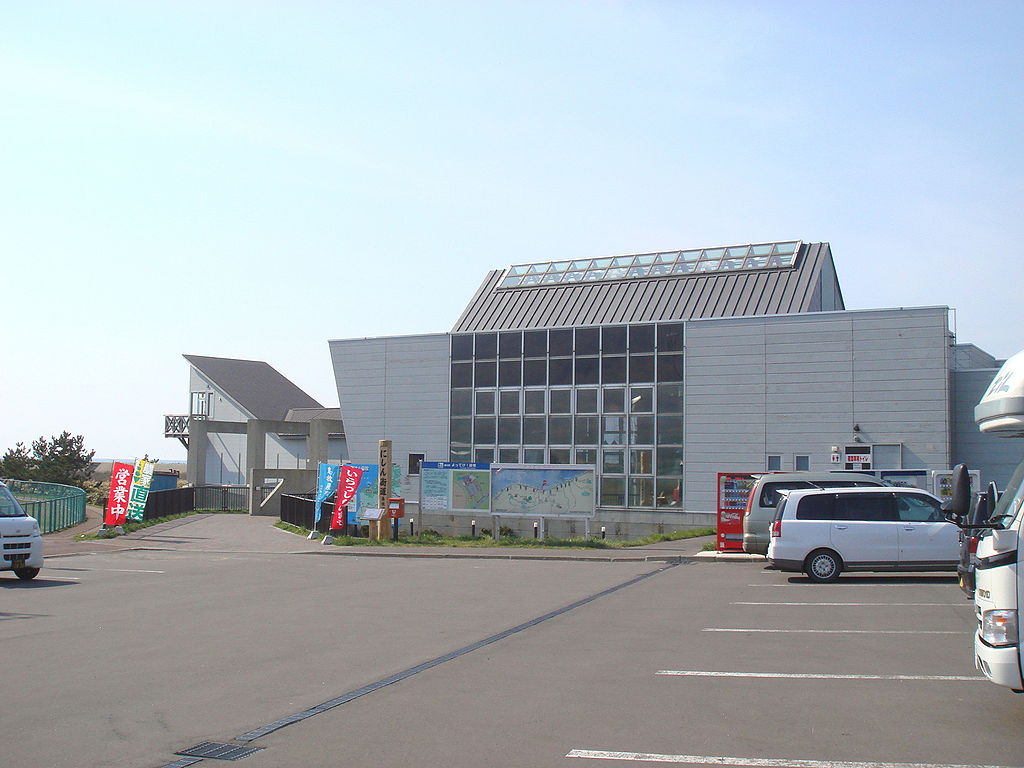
187, 419, 208, 486
246, 420, 267, 484
309, 420, 330, 467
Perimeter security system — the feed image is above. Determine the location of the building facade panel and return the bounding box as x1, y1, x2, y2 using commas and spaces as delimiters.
324, 240, 1017, 538
331, 334, 450, 506
952, 369, 1019, 488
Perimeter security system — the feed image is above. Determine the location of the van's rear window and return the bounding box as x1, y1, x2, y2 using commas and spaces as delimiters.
759, 481, 814, 507
796, 494, 835, 520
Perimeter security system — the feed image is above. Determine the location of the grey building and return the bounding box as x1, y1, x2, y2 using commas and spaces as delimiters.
329, 239, 1015, 537
167, 355, 346, 487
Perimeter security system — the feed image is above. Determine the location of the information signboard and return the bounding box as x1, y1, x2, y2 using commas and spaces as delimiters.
420, 461, 491, 513
717, 472, 755, 552
490, 464, 595, 518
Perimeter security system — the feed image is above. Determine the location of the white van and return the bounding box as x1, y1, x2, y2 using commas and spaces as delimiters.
0, 481, 43, 580
969, 349, 1024, 692
742, 472, 885, 555
767, 486, 958, 582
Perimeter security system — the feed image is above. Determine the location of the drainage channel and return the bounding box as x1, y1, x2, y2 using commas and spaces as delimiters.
152, 559, 684, 767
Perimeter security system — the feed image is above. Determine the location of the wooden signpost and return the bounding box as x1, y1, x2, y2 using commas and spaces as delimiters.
371, 439, 393, 541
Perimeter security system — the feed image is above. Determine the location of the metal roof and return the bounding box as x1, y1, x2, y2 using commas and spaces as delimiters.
452, 241, 841, 332
183, 355, 323, 420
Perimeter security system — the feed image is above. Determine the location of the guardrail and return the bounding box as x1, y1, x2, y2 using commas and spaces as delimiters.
3, 479, 87, 534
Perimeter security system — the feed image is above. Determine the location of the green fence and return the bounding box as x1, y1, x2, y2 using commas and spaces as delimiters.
3, 479, 87, 534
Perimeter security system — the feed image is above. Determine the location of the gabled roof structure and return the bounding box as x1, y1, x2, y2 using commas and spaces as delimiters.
183, 354, 323, 420
452, 240, 843, 332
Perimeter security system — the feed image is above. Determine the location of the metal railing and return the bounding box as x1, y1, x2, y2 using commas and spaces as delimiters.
195, 485, 250, 511
142, 487, 196, 520
279, 493, 331, 533
3, 479, 87, 534
141, 485, 251, 520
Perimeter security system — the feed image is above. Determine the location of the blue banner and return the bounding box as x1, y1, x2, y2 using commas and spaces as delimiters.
314, 462, 340, 523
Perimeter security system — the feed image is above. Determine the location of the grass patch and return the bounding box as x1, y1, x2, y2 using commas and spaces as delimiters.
274, 521, 715, 549
75, 508, 247, 539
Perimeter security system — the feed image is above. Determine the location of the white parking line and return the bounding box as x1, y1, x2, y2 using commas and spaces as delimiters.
703, 628, 961, 635
565, 749, 1020, 767
656, 670, 983, 681
732, 601, 965, 607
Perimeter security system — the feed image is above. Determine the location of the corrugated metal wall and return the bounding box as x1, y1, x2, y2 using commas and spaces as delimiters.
329, 333, 450, 473
952, 368, 1020, 489
684, 307, 953, 513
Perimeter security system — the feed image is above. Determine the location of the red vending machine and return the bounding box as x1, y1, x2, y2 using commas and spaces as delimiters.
716, 472, 756, 552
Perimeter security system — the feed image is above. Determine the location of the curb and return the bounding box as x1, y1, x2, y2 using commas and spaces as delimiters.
690, 551, 767, 562
45, 546, 692, 564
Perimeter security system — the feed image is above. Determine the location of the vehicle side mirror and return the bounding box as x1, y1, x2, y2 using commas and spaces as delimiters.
945, 464, 971, 521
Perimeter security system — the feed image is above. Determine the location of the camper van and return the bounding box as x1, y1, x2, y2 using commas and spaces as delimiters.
970, 349, 1024, 692
0, 481, 43, 580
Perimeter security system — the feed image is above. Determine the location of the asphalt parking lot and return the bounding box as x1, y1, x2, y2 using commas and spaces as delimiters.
4, 516, 1022, 768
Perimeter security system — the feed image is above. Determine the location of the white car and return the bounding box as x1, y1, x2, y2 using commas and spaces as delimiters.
767, 486, 959, 582
0, 481, 43, 580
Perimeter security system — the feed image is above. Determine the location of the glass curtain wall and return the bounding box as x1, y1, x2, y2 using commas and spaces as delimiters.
449, 323, 685, 511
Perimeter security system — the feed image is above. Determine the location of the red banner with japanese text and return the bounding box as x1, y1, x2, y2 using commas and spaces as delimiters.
332, 465, 365, 529
104, 462, 136, 526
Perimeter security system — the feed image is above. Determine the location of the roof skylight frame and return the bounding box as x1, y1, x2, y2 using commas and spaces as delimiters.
499, 240, 803, 289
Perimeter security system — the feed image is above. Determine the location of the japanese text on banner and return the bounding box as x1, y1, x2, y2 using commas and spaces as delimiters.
104, 462, 135, 526
314, 462, 339, 524
331, 465, 365, 529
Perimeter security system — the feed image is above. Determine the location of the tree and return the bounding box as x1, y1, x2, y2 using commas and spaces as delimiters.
0, 442, 36, 480
30, 432, 96, 487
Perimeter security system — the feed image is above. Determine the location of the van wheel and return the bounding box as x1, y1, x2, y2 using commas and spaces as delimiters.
14, 567, 39, 580
804, 550, 842, 583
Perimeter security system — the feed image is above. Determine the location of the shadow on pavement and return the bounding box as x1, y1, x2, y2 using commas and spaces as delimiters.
784, 574, 960, 585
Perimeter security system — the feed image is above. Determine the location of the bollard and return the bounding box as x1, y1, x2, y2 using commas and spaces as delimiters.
601, 526, 606, 540
533, 521, 539, 539
471, 519, 476, 537
410, 518, 415, 537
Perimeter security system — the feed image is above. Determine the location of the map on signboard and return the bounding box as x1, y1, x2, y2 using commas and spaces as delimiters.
420, 463, 491, 512
491, 466, 595, 518
451, 469, 490, 511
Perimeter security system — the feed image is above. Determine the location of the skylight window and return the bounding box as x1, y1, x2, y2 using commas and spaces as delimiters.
499, 241, 802, 289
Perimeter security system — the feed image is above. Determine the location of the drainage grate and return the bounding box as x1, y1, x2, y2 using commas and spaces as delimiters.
176, 742, 264, 761
157, 760, 204, 768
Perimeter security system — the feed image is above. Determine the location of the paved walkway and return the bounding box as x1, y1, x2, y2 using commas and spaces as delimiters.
41, 510, 741, 562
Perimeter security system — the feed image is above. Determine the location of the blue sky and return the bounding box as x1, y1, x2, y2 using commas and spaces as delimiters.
2, 1, 1021, 463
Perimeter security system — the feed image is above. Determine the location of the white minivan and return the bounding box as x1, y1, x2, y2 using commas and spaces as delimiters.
742, 472, 885, 555
0, 481, 43, 580
767, 486, 959, 582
